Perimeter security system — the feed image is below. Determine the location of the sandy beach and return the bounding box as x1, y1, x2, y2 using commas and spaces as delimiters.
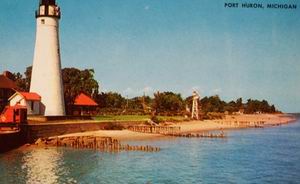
56, 130, 164, 141
50, 114, 296, 141
176, 113, 296, 133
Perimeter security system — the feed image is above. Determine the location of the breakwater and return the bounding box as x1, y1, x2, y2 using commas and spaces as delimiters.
35, 136, 160, 152
128, 125, 181, 135
128, 125, 226, 138
215, 120, 265, 128
169, 132, 226, 138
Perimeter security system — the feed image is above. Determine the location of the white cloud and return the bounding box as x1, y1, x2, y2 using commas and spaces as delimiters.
100, 88, 108, 93
123, 87, 134, 96
122, 86, 155, 98
211, 88, 222, 95
144, 5, 150, 10
143, 86, 154, 95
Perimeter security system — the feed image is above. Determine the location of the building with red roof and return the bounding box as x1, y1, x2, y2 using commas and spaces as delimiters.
0, 71, 17, 112
0, 75, 17, 89
9, 91, 42, 115
73, 93, 98, 115
18, 92, 41, 101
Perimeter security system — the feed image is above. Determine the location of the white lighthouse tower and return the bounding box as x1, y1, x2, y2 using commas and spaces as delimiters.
30, 0, 65, 116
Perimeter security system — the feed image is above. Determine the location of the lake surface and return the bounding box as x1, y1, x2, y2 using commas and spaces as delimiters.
1, 115, 300, 184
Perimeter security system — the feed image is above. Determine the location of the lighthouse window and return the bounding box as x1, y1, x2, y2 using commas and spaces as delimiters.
41, 19, 45, 24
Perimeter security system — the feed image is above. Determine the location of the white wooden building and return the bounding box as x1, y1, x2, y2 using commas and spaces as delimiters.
9, 92, 42, 115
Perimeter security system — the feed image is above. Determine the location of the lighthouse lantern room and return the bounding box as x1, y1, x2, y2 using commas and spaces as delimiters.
35, 0, 61, 18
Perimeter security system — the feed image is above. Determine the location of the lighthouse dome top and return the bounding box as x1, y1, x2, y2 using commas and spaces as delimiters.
36, 0, 60, 19
40, 0, 56, 5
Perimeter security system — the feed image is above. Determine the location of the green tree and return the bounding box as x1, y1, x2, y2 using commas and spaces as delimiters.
128, 97, 143, 110
224, 100, 237, 113
62, 68, 99, 114
95, 92, 125, 108
13, 66, 32, 91
244, 99, 277, 114
236, 98, 243, 109
201, 95, 225, 113
153, 91, 185, 114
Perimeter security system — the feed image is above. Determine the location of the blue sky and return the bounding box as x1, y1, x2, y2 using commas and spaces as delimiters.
0, 0, 299, 112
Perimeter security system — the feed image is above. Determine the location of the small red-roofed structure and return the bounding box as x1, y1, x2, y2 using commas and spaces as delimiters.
73, 93, 98, 115
9, 91, 42, 115
74, 93, 98, 106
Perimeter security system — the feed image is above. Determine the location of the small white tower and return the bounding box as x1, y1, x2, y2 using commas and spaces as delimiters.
191, 91, 200, 120
30, 0, 65, 116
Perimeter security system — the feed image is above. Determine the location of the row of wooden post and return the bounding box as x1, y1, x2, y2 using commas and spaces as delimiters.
215, 120, 265, 128
128, 126, 181, 135
169, 132, 226, 138
128, 125, 226, 138
44, 136, 160, 152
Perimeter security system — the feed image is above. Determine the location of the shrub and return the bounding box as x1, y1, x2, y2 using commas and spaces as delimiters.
103, 123, 124, 130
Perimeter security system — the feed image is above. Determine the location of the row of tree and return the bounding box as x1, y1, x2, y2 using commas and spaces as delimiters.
12, 66, 279, 116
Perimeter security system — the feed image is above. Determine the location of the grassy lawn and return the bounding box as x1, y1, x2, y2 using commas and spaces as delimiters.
92, 115, 151, 122
156, 116, 187, 122
92, 115, 187, 122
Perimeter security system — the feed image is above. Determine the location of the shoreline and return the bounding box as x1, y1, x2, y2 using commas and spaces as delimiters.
48, 113, 297, 142
8, 113, 297, 152
174, 113, 296, 134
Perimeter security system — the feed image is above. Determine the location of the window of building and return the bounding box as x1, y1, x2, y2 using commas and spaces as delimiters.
41, 19, 45, 24
31, 101, 34, 111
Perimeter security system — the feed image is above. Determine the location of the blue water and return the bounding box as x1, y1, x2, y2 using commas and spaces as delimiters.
1, 116, 300, 184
